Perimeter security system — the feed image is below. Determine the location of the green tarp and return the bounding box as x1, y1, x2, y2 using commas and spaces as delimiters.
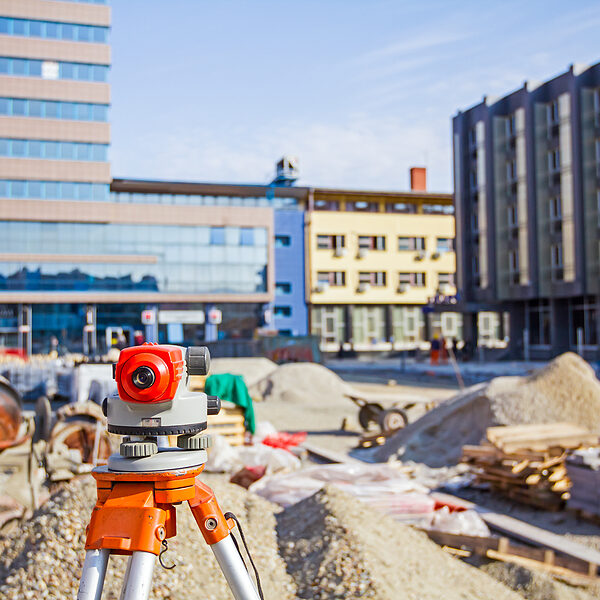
204, 373, 256, 434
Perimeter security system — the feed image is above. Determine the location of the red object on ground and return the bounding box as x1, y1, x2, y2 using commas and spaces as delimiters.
230, 465, 267, 489
262, 431, 307, 451
433, 499, 467, 513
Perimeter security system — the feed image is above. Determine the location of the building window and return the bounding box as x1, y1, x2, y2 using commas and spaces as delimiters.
314, 199, 339, 211
0, 98, 108, 121
548, 99, 559, 125
398, 236, 425, 251
346, 201, 379, 212
507, 205, 517, 227
0, 179, 108, 201
276, 282, 291, 295
422, 204, 454, 214
274, 306, 292, 317
385, 202, 417, 214
471, 211, 479, 232
506, 159, 517, 182
468, 127, 477, 148
548, 149, 560, 172
508, 249, 519, 285
316, 234, 345, 250
469, 170, 478, 191
0, 17, 108, 43
0, 57, 108, 82
551, 243, 563, 281
435, 238, 453, 253
210, 227, 225, 245
275, 235, 291, 247
358, 235, 385, 250
398, 272, 426, 287
239, 228, 254, 246
317, 271, 345, 286
0, 138, 107, 161
550, 196, 562, 221
437, 272, 455, 287
359, 272, 386, 286
506, 114, 516, 137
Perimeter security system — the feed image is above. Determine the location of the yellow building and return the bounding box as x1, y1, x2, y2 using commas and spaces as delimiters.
307, 170, 464, 351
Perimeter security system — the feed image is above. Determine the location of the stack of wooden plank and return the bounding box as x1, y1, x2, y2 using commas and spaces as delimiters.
566, 448, 600, 518
462, 423, 599, 511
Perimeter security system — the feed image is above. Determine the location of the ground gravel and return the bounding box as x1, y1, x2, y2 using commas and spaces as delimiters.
0, 474, 296, 599
276, 485, 523, 600
367, 353, 600, 466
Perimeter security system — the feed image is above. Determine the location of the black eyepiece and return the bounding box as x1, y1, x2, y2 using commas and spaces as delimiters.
131, 366, 156, 389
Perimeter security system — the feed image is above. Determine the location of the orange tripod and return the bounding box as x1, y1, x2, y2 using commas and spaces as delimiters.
77, 464, 262, 600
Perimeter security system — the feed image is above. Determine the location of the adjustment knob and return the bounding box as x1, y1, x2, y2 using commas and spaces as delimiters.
186, 346, 211, 376
207, 395, 221, 415
177, 434, 212, 450
120, 441, 158, 458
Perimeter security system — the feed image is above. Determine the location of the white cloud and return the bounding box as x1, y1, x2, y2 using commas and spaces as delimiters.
111, 113, 453, 192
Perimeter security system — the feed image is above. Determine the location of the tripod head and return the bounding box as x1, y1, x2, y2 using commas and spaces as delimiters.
104, 343, 220, 472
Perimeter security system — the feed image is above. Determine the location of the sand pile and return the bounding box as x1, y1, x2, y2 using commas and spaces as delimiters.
0, 474, 295, 600
276, 485, 522, 600
210, 357, 278, 388
367, 353, 600, 467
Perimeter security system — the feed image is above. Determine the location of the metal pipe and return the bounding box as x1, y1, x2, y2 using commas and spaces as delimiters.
119, 551, 155, 600
77, 549, 110, 600
211, 535, 261, 600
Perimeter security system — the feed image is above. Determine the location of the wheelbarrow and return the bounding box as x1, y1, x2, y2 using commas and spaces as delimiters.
345, 392, 411, 434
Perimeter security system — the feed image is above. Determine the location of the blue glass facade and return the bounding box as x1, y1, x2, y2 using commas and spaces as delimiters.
0, 180, 109, 200
0, 98, 109, 121
0, 57, 109, 81
273, 210, 307, 335
0, 17, 109, 43
0, 222, 268, 294
0, 139, 108, 161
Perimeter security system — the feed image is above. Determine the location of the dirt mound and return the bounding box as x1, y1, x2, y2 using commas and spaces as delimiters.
0, 475, 295, 600
276, 485, 522, 600
210, 357, 278, 388
368, 353, 600, 467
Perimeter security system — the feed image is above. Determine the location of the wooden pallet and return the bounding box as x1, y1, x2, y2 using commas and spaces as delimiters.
206, 404, 246, 446
461, 423, 598, 511
424, 529, 598, 581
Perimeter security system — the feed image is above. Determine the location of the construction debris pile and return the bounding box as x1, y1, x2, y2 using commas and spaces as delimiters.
366, 353, 600, 467
566, 448, 600, 517
462, 423, 599, 511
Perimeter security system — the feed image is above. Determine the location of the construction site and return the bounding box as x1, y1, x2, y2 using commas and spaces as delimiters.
0, 347, 600, 599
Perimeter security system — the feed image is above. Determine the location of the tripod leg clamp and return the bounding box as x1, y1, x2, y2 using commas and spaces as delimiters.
188, 480, 235, 545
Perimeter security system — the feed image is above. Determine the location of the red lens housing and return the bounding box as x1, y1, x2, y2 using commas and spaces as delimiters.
115, 343, 185, 403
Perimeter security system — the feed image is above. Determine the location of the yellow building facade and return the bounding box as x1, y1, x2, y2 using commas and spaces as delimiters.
306, 187, 466, 351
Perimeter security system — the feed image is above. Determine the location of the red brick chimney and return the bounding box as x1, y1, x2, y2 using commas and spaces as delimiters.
410, 167, 427, 192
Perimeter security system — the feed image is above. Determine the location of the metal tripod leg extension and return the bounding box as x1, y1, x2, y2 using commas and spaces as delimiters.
78, 549, 110, 600
77, 465, 262, 600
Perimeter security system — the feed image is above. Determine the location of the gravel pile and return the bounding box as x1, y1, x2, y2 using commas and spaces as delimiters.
367, 353, 600, 467
0, 474, 296, 599
210, 357, 278, 388
251, 363, 356, 431
276, 485, 522, 600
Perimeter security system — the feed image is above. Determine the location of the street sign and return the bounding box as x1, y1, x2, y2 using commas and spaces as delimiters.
141, 309, 156, 325
158, 310, 205, 325
207, 308, 222, 325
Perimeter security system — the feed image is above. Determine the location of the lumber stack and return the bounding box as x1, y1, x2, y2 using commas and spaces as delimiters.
462, 423, 599, 511
566, 448, 600, 518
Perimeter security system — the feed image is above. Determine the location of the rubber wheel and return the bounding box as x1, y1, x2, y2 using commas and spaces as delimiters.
34, 395, 52, 443
358, 402, 384, 430
378, 408, 408, 433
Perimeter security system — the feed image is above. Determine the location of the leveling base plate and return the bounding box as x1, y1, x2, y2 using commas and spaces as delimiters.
107, 448, 207, 472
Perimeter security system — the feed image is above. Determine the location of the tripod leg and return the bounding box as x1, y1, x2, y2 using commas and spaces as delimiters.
119, 551, 155, 600
77, 549, 110, 600
211, 536, 262, 600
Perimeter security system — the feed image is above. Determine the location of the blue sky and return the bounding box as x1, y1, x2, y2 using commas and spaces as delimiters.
109, 0, 600, 192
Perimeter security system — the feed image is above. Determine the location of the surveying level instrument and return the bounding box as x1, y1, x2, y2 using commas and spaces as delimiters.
77, 343, 263, 600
